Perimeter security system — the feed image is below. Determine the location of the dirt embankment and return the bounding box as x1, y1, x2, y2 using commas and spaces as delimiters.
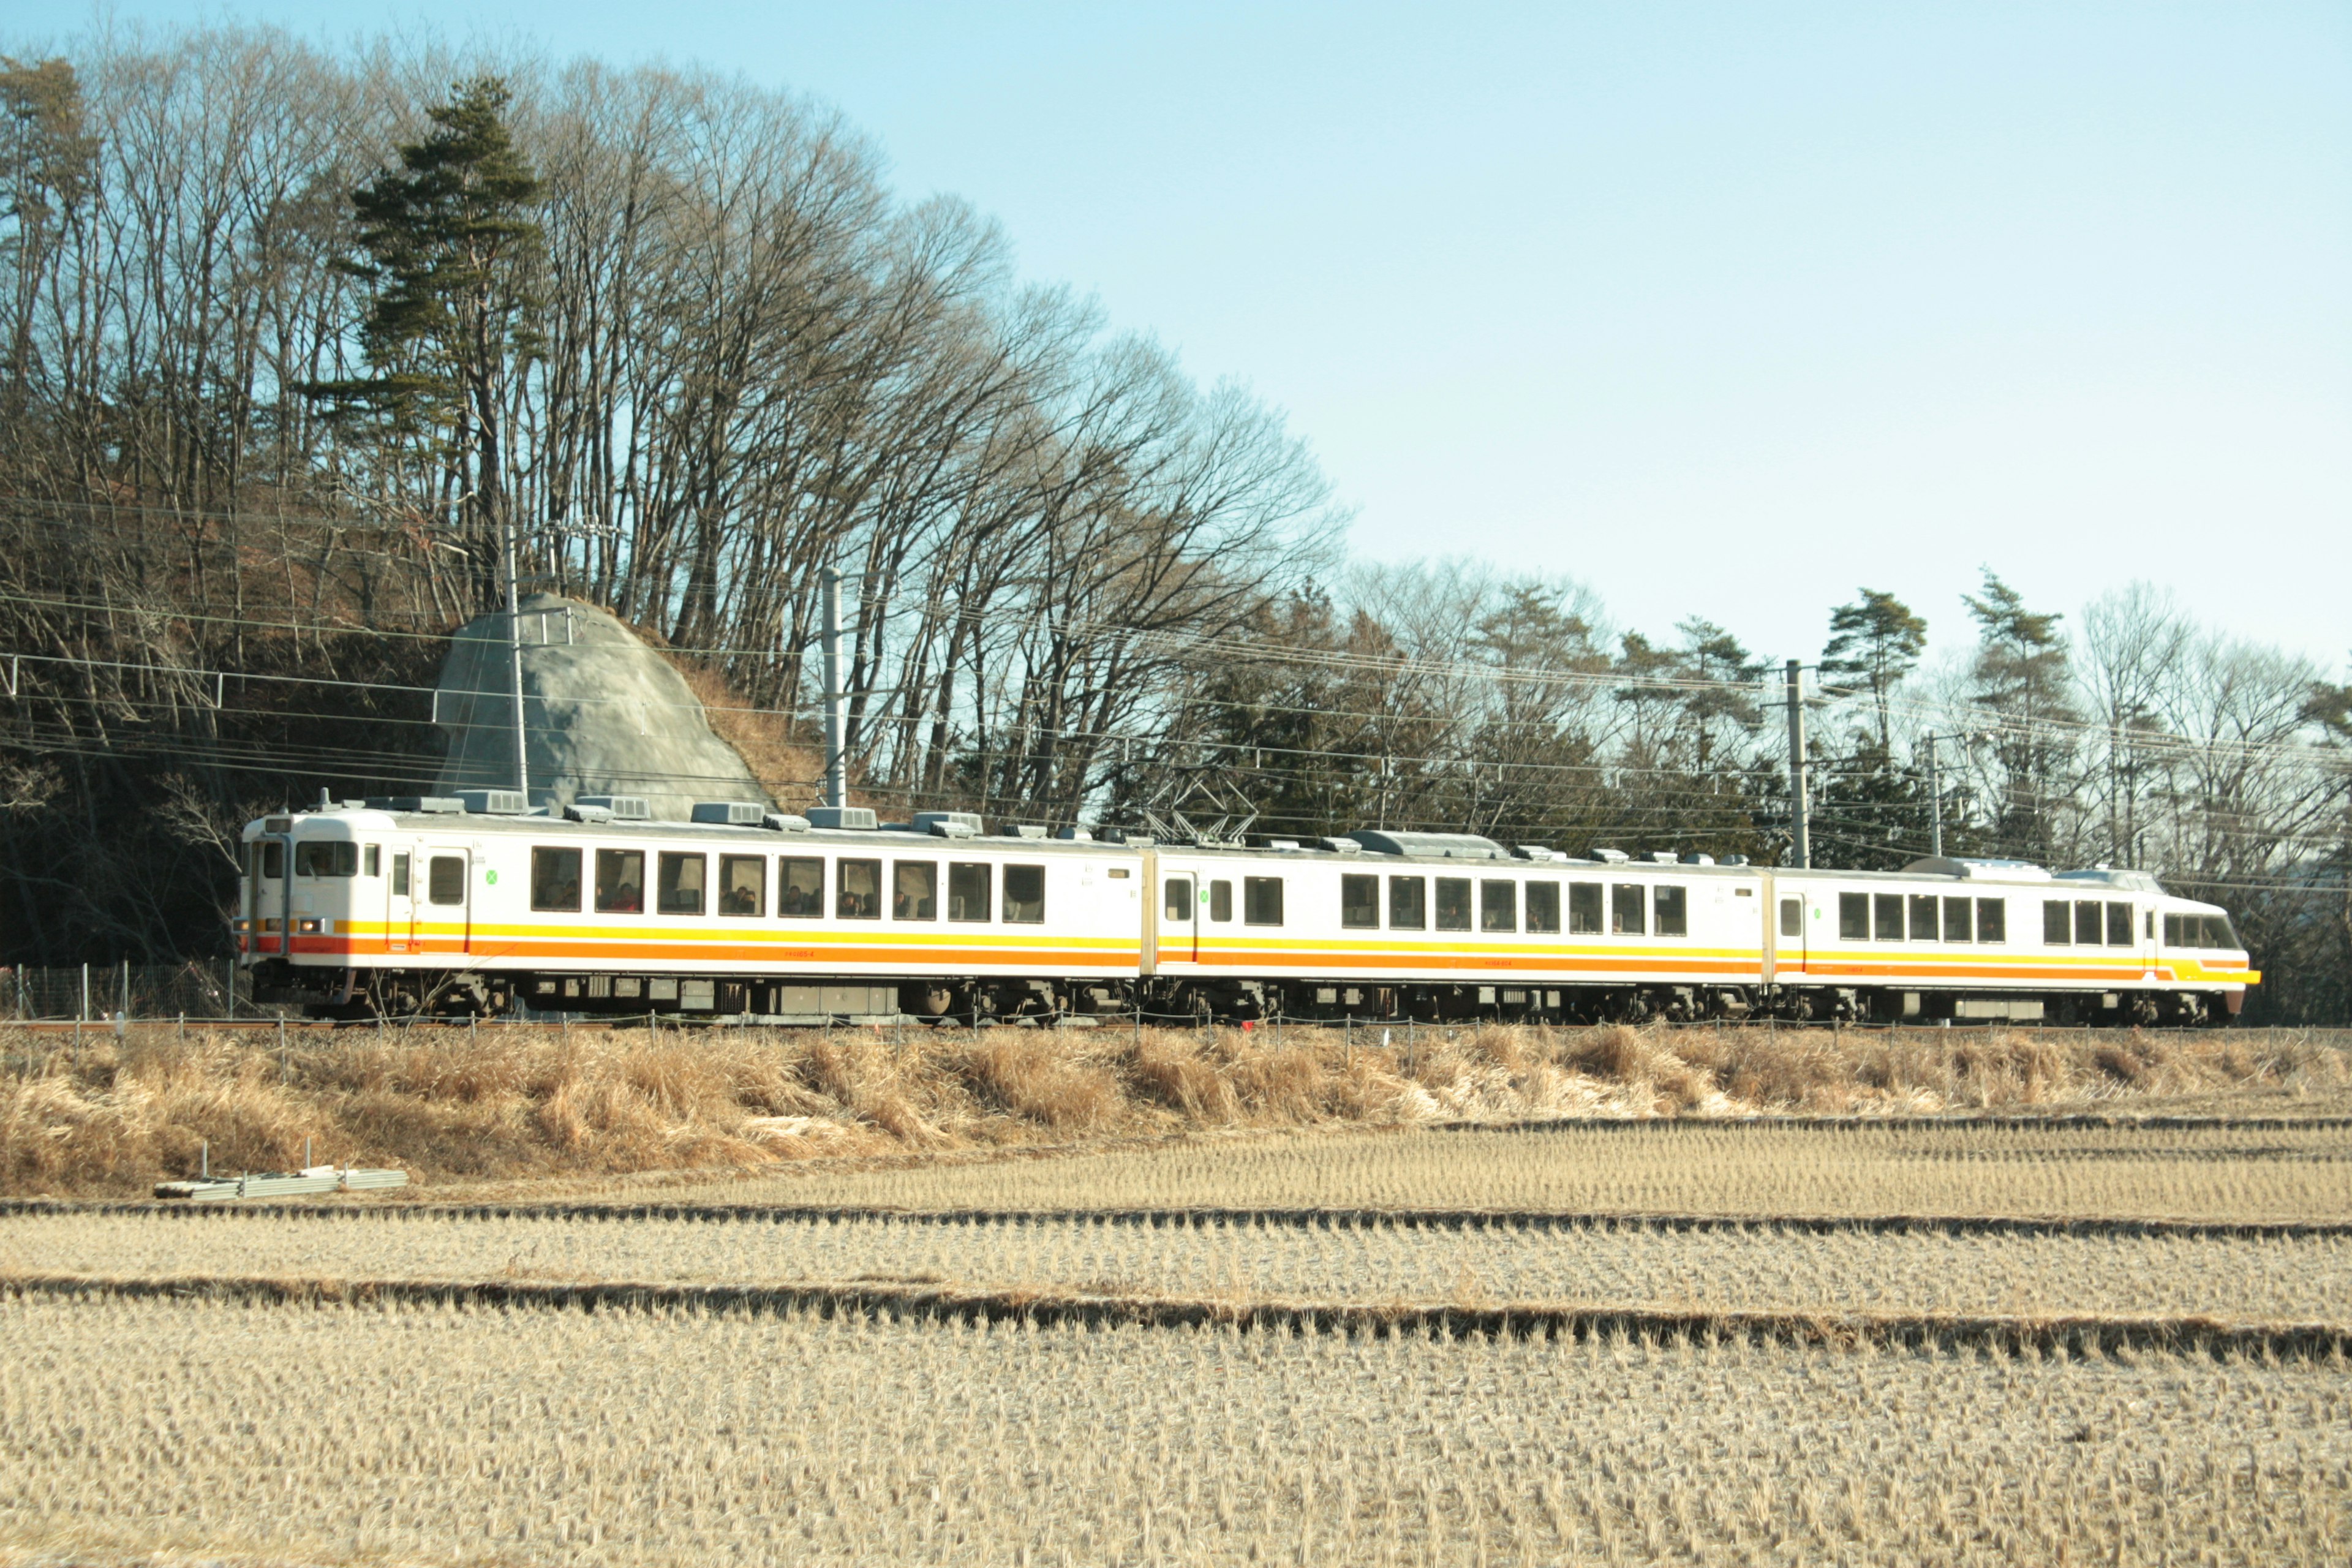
3, 1022, 2346, 1199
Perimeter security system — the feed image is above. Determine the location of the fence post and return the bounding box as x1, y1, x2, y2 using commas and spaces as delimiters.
80, 962, 89, 1022
121, 957, 129, 1022
225, 957, 235, 1022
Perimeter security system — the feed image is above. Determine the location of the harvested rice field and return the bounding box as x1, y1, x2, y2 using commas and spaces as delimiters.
2, 1291, 2345, 1567
7, 1204, 2351, 1321
673, 1117, 2352, 1223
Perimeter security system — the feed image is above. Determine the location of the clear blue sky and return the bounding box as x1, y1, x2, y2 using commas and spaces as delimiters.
25, 1, 2352, 675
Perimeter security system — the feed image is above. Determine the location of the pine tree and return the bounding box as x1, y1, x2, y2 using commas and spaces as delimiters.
1964, 570, 2076, 864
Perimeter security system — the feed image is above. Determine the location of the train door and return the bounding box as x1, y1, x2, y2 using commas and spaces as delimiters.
385, 846, 417, 954
1774, 886, 1806, 982
421, 845, 472, 953
1161, 869, 1199, 966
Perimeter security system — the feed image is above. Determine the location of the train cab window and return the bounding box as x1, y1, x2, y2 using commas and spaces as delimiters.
1976, 898, 2006, 943
1874, 894, 1904, 941
1003, 864, 1046, 923
2043, 901, 2071, 944
2074, 900, 2103, 946
1526, 881, 1561, 935
531, 847, 584, 912
1434, 877, 1472, 932
1654, 886, 1687, 938
1209, 880, 1233, 922
595, 850, 644, 913
1943, 897, 1972, 943
1164, 876, 1193, 922
779, 857, 825, 917
295, 842, 358, 877
1569, 883, 1603, 935
2106, 902, 2133, 946
2203, 915, 2238, 949
1909, 895, 1938, 941
1388, 876, 1426, 930
1340, 875, 1379, 929
1611, 884, 1645, 936
658, 853, 707, 916
1839, 893, 1868, 940
894, 861, 937, 920
2163, 913, 2185, 946
948, 862, 991, 921
1480, 880, 1517, 933
256, 841, 284, 880
837, 858, 883, 919
1781, 897, 1803, 938
428, 855, 466, 906
718, 854, 766, 917
364, 845, 380, 877
1243, 876, 1284, 926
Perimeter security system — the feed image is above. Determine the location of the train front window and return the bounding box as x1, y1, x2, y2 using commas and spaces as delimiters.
780, 857, 824, 916
1526, 881, 1561, 934
253, 841, 284, 881
1389, 876, 1426, 930
1341, 875, 1379, 929
1611, 884, 1645, 936
595, 850, 644, 913
531, 846, 583, 912
2203, 915, 2238, 949
1909, 895, 1937, 941
948, 862, 990, 921
1942, 897, 1972, 943
1569, 883, 1602, 935
1479, 880, 1516, 933
1003, 864, 1046, 923
718, 854, 766, 917
1164, 876, 1193, 922
837, 858, 882, 919
295, 842, 358, 877
428, 855, 466, 906
658, 853, 706, 916
1654, 885, 1687, 937
894, 861, 937, 920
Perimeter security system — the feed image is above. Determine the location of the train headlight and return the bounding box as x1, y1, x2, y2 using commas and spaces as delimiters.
296, 918, 324, 935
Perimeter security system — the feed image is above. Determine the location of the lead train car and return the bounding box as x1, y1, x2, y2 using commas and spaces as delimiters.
238, 803, 2258, 1027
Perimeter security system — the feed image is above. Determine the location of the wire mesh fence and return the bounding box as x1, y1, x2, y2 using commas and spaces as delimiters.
0, 961, 290, 1022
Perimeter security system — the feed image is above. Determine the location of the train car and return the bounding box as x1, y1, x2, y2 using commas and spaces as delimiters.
236, 796, 2256, 1026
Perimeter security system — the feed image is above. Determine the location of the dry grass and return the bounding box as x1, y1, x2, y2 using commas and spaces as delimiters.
10, 1206, 2349, 1320
2, 1291, 2345, 1567
5, 1021, 2345, 1200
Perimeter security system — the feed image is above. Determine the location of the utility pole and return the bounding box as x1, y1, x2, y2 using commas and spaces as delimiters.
503, 514, 529, 799
1925, 734, 1943, 859
820, 565, 846, 810
1784, 659, 1810, 869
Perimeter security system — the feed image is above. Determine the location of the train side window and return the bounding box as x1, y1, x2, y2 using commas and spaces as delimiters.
1480, 880, 1517, 933
1003, 864, 1046, 923
390, 852, 410, 897
1611, 884, 1645, 936
594, 850, 644, 913
2074, 900, 2102, 946
1243, 876, 1284, 926
1654, 885, 1687, 937
1526, 881, 1561, 934
1909, 894, 1938, 941
1874, 894, 1904, 941
658, 852, 707, 916
837, 858, 882, 919
1388, 876, 1426, 930
531, 846, 584, 912
1839, 893, 1867, 940
1434, 877, 1472, 932
948, 862, 991, 921
1164, 876, 1193, 922
1340, 874, 1379, 929
1779, 897, 1803, 938
1569, 883, 1603, 935
718, 854, 766, 917
1976, 898, 2006, 943
1209, 881, 1232, 922
364, 845, 380, 877
258, 841, 284, 880
780, 857, 825, 917
894, 861, 937, 920
2106, 902, 2132, 946
1943, 896, 1972, 943
2043, 901, 2071, 944
428, 855, 466, 906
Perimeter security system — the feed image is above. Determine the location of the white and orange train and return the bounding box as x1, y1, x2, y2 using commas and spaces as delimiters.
236, 794, 2259, 1027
